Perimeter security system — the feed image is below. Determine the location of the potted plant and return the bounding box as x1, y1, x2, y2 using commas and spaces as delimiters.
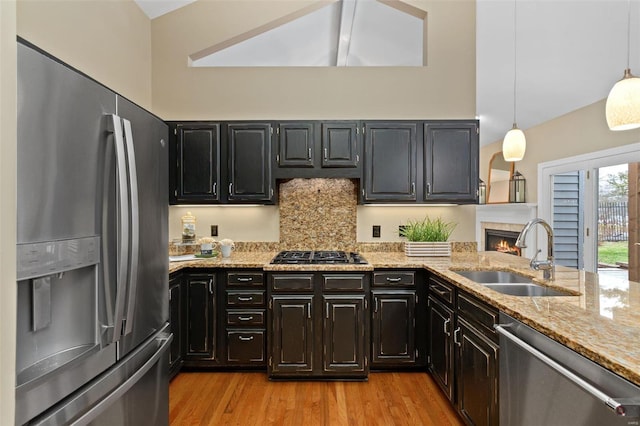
399, 216, 457, 257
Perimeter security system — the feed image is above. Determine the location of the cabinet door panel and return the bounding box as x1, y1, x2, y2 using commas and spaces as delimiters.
456, 318, 499, 426
228, 123, 272, 201
371, 291, 416, 364
364, 122, 417, 201
279, 122, 314, 167
169, 282, 182, 366
173, 125, 220, 202
323, 295, 367, 373
270, 296, 314, 373
428, 296, 454, 401
321, 122, 359, 168
424, 122, 478, 202
186, 275, 215, 359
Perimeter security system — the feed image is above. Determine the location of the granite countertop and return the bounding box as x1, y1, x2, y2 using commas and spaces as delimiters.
169, 250, 640, 386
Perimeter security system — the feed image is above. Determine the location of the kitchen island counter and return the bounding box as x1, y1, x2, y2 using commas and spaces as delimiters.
171, 250, 640, 387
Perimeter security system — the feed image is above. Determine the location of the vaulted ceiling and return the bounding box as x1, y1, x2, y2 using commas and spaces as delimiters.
136, 0, 640, 147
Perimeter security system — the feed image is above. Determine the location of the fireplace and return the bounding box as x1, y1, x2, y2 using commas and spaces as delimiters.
485, 229, 521, 256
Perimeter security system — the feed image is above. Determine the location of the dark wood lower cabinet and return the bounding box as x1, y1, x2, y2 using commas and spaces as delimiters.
268, 272, 369, 379
456, 318, 499, 426
427, 295, 454, 400
185, 273, 216, 361
270, 295, 314, 374
371, 291, 416, 365
169, 273, 185, 379
226, 330, 265, 364
427, 274, 499, 426
323, 295, 367, 374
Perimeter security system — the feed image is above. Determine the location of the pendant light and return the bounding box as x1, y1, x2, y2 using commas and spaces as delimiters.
606, 0, 640, 131
502, 0, 526, 162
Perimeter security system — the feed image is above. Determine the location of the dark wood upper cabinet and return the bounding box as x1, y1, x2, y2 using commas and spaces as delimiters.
278, 122, 314, 168
363, 122, 417, 202
424, 121, 479, 203
227, 123, 274, 202
170, 123, 220, 204
274, 121, 361, 178
321, 122, 359, 168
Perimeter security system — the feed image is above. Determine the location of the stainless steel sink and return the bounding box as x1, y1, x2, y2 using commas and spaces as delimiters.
453, 270, 572, 297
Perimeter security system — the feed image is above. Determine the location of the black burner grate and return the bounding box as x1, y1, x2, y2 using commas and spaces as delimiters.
271, 250, 367, 264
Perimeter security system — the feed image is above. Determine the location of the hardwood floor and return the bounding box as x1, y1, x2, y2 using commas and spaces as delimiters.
169, 372, 463, 426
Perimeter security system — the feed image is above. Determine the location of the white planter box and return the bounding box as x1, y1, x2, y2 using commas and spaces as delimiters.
404, 242, 451, 257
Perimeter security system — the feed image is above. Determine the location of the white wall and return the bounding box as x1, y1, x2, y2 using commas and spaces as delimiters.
17, 0, 153, 109
1, 0, 17, 422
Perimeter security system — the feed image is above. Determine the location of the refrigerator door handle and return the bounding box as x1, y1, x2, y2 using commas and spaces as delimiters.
109, 114, 130, 344
31, 330, 172, 426
69, 335, 172, 426
122, 118, 139, 336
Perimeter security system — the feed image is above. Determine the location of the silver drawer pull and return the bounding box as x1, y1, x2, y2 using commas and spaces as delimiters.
238, 336, 254, 341
237, 296, 253, 302
431, 287, 449, 297
386, 277, 402, 283
443, 318, 451, 336
237, 277, 253, 282
238, 316, 254, 321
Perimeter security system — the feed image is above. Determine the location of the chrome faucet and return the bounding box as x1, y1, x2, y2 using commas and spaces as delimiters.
515, 218, 555, 281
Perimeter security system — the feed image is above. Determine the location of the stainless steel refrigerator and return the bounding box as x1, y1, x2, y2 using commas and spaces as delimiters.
15, 40, 171, 425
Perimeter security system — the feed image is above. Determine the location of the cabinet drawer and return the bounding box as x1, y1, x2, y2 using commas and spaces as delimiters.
373, 271, 415, 287
227, 291, 265, 307
322, 274, 366, 291
227, 310, 265, 327
457, 291, 498, 341
270, 274, 314, 291
429, 276, 455, 306
226, 330, 265, 364
227, 272, 264, 287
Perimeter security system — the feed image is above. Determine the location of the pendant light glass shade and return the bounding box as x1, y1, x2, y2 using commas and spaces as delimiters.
503, 0, 526, 162
502, 124, 526, 162
606, 68, 640, 131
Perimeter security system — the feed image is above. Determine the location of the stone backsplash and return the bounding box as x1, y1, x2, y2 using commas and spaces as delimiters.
279, 178, 358, 251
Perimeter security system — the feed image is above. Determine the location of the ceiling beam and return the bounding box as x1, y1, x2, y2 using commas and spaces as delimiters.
336, 0, 357, 66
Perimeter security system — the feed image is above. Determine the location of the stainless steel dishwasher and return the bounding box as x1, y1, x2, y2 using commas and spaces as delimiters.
496, 313, 640, 426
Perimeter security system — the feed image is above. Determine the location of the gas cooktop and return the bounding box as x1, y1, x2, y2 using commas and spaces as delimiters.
270, 250, 368, 265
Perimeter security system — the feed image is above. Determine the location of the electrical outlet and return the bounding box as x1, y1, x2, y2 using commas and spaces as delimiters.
372, 225, 381, 238
210, 225, 218, 237
399, 225, 407, 236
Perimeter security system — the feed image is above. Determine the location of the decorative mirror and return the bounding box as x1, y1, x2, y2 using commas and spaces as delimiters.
487, 151, 515, 203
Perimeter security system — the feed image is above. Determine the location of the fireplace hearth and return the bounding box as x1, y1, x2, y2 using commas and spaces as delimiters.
485, 229, 521, 256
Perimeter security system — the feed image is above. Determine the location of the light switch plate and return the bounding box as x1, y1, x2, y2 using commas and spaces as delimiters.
211, 225, 218, 237
373, 225, 381, 238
